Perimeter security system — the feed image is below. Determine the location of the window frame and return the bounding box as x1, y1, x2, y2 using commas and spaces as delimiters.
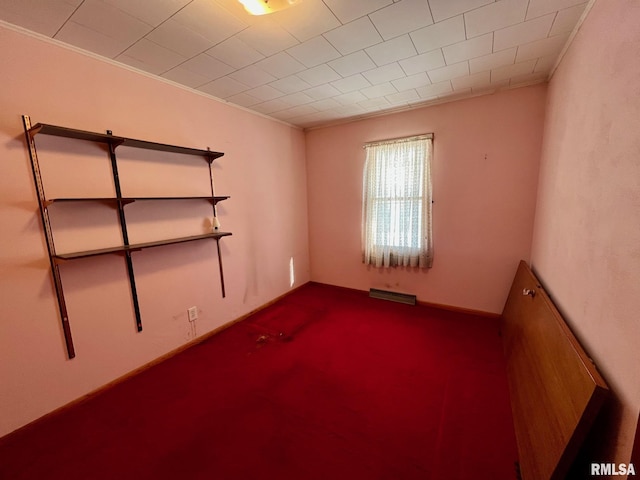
361, 134, 433, 268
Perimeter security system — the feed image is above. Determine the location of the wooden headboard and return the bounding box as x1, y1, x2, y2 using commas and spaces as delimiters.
501, 261, 609, 480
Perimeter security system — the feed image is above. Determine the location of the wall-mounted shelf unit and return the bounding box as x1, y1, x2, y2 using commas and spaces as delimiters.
22, 115, 231, 359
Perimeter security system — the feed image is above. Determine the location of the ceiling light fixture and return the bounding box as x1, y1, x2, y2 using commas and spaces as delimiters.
238, 0, 302, 15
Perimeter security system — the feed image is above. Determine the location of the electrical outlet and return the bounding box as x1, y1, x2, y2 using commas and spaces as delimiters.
187, 306, 198, 322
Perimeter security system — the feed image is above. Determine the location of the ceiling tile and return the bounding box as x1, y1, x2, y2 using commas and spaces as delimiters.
331, 74, 372, 94
385, 89, 420, 104
171, 0, 246, 44
526, 0, 587, 20
509, 71, 547, 86
114, 54, 154, 74
117, 38, 186, 75
296, 64, 341, 86
464, 0, 528, 38
334, 91, 368, 106
362, 62, 406, 85
416, 80, 453, 99
205, 37, 265, 69
550, 3, 588, 35
228, 65, 277, 88
427, 61, 469, 83
473, 79, 509, 93
515, 33, 570, 63
365, 34, 417, 67
399, 50, 446, 76
103, 0, 190, 27
333, 104, 367, 116
533, 54, 558, 73
369, 0, 434, 41
65, 0, 152, 44
251, 98, 290, 114
273, 104, 319, 120
225, 91, 261, 107
303, 109, 340, 120
321, 0, 393, 23
271, 0, 340, 42
270, 75, 312, 94
358, 97, 390, 110
281, 92, 313, 107
442, 33, 492, 65
469, 47, 517, 73
324, 17, 383, 56
296, 111, 339, 127
410, 15, 466, 54
361, 82, 397, 99
245, 84, 284, 101
443, 88, 473, 100
279, 91, 314, 107
145, 19, 213, 57
55, 20, 130, 58
268, 110, 294, 121
303, 83, 342, 100
450, 71, 491, 90
391, 72, 431, 92
237, 19, 299, 56
308, 98, 341, 111
180, 53, 234, 80
287, 36, 341, 68
490, 59, 537, 82
198, 76, 249, 98
328, 51, 377, 77
256, 52, 306, 79
494, 14, 554, 51
161, 66, 209, 88
0, 0, 81, 36
427, 0, 492, 23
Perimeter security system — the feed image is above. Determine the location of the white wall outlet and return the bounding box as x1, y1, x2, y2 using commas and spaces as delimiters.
187, 306, 198, 322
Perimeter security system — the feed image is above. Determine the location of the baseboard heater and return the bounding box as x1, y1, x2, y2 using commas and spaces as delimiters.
369, 288, 416, 306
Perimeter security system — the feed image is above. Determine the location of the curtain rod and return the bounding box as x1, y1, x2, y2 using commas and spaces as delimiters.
363, 133, 433, 148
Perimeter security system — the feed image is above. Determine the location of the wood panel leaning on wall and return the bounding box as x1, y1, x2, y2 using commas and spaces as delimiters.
501, 261, 609, 480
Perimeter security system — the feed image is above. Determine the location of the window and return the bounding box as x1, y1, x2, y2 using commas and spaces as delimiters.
361, 135, 433, 268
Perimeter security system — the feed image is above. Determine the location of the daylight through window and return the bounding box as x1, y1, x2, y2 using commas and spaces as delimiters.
361, 135, 433, 268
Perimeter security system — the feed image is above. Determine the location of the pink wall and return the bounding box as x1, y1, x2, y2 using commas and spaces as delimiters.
530, 0, 640, 464
306, 85, 546, 314
0, 25, 309, 437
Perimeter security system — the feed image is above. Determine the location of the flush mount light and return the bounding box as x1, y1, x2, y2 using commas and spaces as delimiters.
238, 0, 302, 15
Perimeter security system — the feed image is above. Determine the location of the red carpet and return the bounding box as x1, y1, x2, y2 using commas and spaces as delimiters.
0, 282, 518, 479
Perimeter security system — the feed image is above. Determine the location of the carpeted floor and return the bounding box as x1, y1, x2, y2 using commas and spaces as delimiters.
0, 282, 518, 479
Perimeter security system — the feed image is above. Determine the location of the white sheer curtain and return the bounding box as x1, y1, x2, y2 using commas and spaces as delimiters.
362, 136, 433, 268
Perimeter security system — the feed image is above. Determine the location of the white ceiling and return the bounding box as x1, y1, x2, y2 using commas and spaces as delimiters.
0, 0, 589, 128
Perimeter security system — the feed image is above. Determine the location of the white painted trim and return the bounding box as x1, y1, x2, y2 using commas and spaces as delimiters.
548, 0, 597, 79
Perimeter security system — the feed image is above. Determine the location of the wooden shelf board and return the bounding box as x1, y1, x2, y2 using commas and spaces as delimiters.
44, 198, 118, 207
53, 232, 232, 262
29, 123, 125, 145
29, 123, 224, 162
45, 196, 230, 206
120, 138, 224, 161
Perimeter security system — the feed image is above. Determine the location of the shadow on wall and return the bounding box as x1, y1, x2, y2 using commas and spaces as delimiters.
633, 415, 640, 465
567, 395, 629, 478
